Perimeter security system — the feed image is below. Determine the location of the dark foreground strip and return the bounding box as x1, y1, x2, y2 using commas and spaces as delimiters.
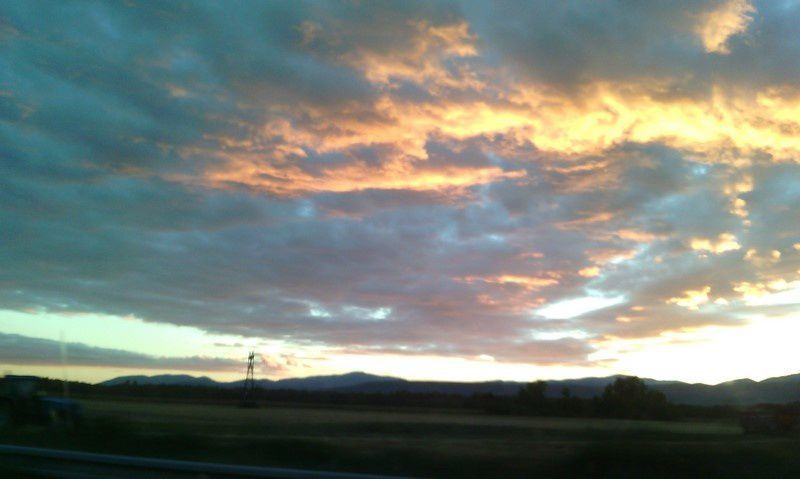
0, 444, 418, 479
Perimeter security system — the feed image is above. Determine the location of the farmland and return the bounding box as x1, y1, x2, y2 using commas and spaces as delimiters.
3, 399, 800, 478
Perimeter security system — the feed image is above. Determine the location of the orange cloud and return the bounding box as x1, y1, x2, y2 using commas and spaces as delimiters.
556, 211, 616, 230
723, 175, 753, 196
668, 286, 711, 310
616, 229, 664, 243
734, 281, 784, 303
724, 173, 753, 224
342, 20, 480, 90
196, 12, 800, 200
238, 82, 800, 196
511, 82, 800, 160
743, 248, 781, 267
258, 96, 534, 161
693, 0, 754, 54
579, 266, 601, 278
586, 248, 638, 265
690, 233, 741, 254
202, 152, 524, 196
460, 274, 559, 291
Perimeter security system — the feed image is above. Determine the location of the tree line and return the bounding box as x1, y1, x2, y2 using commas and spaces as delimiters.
37, 375, 737, 421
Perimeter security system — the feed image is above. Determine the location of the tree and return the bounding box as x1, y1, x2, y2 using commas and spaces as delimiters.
517, 380, 548, 414
599, 376, 673, 420
557, 387, 585, 417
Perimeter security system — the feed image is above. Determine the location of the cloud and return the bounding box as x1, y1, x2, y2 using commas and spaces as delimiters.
2, 0, 800, 376
200, 149, 525, 196
690, 233, 742, 254
343, 336, 594, 365
341, 20, 479, 88
0, 333, 242, 372
459, 274, 560, 291
668, 286, 712, 310
694, 0, 755, 54
579, 266, 601, 278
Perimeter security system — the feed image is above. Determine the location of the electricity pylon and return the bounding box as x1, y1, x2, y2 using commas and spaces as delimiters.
238, 351, 258, 408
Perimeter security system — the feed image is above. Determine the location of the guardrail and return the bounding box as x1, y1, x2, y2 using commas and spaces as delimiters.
0, 444, 418, 479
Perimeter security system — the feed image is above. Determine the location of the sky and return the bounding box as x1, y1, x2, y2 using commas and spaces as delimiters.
3, 0, 800, 385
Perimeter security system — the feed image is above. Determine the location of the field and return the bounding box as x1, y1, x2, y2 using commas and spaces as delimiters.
3, 399, 800, 478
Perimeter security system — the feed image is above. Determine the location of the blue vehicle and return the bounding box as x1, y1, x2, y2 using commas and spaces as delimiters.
0, 375, 82, 428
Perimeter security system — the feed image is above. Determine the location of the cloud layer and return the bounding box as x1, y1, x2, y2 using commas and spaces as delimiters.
3, 1, 800, 374
0, 333, 241, 372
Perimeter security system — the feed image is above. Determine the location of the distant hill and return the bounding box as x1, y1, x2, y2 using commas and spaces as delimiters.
338, 379, 524, 396
99, 371, 396, 391
271, 371, 397, 390
97, 372, 800, 406
99, 374, 220, 387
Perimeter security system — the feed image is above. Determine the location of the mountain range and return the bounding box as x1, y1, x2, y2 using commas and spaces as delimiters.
98, 372, 800, 406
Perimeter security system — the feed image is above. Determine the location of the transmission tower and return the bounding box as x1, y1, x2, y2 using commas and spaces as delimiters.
238, 351, 258, 408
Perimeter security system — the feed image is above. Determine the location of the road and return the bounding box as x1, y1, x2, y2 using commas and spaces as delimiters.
0, 444, 418, 479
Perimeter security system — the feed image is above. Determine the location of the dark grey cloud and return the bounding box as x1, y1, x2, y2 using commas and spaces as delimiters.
466, 0, 800, 91
0, 333, 241, 371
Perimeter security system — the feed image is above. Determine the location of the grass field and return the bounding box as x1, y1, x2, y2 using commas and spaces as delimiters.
3, 399, 800, 478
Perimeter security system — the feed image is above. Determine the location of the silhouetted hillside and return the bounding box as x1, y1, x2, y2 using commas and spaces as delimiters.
271, 371, 397, 390
336, 379, 524, 396
99, 374, 220, 387
96, 372, 800, 406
